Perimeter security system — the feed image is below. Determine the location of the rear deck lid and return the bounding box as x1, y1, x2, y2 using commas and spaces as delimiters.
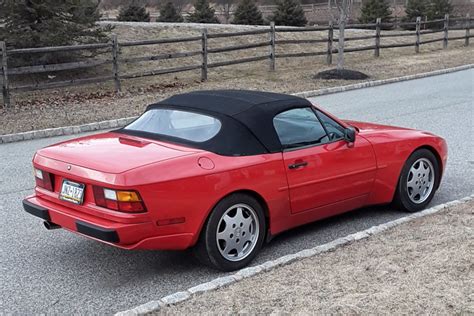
37, 132, 200, 174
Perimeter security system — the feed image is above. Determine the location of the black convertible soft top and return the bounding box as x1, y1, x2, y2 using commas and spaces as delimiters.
120, 90, 312, 156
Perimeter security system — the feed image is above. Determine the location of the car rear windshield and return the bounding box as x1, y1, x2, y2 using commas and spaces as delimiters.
124, 109, 222, 142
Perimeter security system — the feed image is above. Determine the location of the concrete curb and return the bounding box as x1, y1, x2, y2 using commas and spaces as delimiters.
293, 63, 474, 98
1, 64, 472, 145
115, 194, 473, 316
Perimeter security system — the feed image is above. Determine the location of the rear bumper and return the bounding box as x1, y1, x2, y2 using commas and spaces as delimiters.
22, 196, 194, 250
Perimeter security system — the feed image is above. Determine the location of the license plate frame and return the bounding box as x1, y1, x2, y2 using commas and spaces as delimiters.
59, 180, 85, 205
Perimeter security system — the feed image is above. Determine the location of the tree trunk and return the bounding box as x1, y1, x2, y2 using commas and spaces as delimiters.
337, 14, 346, 70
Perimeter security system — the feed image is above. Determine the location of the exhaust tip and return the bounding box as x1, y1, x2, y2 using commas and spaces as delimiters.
43, 221, 61, 230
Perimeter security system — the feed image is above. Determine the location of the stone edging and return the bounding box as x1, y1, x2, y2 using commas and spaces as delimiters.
293, 63, 474, 98
1, 64, 472, 145
115, 194, 473, 316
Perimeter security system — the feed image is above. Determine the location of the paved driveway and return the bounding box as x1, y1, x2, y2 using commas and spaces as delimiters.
0, 69, 472, 314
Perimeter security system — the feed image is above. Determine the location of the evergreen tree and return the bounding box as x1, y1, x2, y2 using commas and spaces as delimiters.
270, 0, 307, 27
0, 0, 111, 49
427, 0, 452, 20
233, 0, 264, 25
359, 0, 392, 24
117, 2, 151, 22
404, 0, 429, 22
187, 0, 220, 23
158, 1, 184, 22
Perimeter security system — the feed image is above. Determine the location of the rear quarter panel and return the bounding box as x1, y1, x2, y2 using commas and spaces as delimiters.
126, 152, 290, 245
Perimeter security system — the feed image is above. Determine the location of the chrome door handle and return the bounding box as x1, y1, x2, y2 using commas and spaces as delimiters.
288, 161, 308, 169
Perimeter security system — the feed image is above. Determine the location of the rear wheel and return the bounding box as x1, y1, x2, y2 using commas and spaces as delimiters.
194, 193, 266, 271
393, 149, 440, 212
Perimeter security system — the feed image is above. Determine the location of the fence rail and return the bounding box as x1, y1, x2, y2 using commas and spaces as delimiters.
1, 13, 472, 107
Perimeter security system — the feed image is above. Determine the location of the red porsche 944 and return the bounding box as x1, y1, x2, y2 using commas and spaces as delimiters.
23, 90, 447, 271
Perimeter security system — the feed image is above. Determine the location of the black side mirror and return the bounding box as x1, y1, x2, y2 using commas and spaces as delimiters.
344, 127, 356, 143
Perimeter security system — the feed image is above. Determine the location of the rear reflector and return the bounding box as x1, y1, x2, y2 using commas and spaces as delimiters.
93, 186, 146, 213
156, 217, 185, 226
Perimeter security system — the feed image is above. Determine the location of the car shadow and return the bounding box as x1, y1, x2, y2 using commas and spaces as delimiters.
256, 204, 406, 263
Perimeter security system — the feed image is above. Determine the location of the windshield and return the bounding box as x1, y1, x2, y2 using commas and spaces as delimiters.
124, 109, 222, 142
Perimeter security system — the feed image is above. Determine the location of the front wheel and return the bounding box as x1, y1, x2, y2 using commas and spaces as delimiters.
194, 193, 266, 271
393, 149, 440, 212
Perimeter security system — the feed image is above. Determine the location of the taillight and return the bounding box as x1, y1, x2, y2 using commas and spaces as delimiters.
34, 168, 54, 191
93, 186, 146, 213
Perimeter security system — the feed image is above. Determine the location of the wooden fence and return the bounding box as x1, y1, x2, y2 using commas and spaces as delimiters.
1, 14, 472, 107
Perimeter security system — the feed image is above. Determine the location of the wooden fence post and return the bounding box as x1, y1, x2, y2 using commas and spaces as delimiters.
443, 14, 449, 49
111, 34, 121, 93
465, 13, 470, 47
201, 28, 208, 81
415, 16, 421, 53
375, 18, 381, 57
269, 21, 276, 71
327, 21, 334, 65
0, 41, 10, 108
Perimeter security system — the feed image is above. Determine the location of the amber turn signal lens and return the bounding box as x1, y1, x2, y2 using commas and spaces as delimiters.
93, 186, 146, 213
117, 191, 141, 202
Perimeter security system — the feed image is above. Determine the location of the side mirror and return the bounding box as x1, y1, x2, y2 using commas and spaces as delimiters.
344, 127, 356, 143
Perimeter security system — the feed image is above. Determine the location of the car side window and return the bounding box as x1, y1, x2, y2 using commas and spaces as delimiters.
316, 110, 345, 141
273, 108, 329, 149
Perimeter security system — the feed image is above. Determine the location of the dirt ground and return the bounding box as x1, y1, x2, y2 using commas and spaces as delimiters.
1, 22, 472, 135
158, 200, 474, 315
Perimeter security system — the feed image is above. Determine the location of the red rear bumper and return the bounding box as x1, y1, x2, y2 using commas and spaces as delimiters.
23, 196, 194, 250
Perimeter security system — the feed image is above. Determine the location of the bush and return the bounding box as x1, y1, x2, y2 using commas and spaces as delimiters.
404, 0, 429, 22
0, 0, 111, 49
187, 0, 220, 23
270, 0, 307, 27
427, 0, 452, 20
0, 0, 112, 66
117, 3, 150, 22
233, 0, 264, 25
158, 1, 184, 22
359, 0, 393, 24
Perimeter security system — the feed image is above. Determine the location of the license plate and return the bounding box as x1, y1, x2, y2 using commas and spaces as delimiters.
59, 180, 85, 205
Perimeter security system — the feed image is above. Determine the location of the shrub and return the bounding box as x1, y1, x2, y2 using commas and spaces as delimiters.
158, 1, 184, 22
359, 0, 393, 24
270, 0, 307, 27
404, 0, 429, 22
427, 0, 452, 20
0, 0, 111, 49
117, 2, 150, 22
233, 0, 264, 25
187, 0, 220, 23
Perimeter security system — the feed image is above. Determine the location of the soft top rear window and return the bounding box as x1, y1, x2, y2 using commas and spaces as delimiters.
124, 109, 222, 142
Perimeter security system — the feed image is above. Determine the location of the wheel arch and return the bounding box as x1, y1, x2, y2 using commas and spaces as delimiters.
193, 189, 271, 247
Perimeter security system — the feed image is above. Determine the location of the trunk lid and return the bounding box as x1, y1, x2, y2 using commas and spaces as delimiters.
37, 132, 200, 174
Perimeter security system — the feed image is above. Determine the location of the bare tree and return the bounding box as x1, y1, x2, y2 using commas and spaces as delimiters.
215, 0, 234, 23
328, 0, 353, 70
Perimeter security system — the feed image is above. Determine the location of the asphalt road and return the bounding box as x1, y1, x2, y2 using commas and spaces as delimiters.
1, 69, 473, 314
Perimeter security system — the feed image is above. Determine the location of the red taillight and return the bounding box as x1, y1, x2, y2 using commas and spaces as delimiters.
93, 186, 146, 213
34, 168, 54, 191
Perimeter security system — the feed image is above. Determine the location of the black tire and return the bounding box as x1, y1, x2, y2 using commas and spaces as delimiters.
393, 149, 440, 212
193, 193, 266, 271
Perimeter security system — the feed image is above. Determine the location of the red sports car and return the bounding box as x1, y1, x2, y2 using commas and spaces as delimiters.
23, 90, 447, 271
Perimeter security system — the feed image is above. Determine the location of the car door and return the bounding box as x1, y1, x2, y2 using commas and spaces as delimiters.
274, 107, 377, 214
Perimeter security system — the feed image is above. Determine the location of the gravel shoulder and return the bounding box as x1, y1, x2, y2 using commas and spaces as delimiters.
159, 200, 474, 315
